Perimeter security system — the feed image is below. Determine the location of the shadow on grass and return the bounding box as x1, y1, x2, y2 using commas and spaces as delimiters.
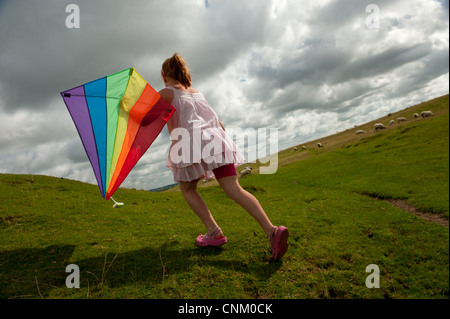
0, 242, 281, 298
0, 245, 76, 298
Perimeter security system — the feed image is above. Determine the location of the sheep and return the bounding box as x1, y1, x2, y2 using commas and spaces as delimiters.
414, 113, 419, 118
421, 111, 433, 118
389, 120, 395, 125
293, 147, 298, 151
374, 123, 386, 131
397, 117, 408, 124
239, 167, 252, 178
356, 130, 366, 134
302, 146, 307, 150
317, 142, 323, 148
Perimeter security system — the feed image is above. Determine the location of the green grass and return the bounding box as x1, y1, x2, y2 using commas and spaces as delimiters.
0, 95, 448, 299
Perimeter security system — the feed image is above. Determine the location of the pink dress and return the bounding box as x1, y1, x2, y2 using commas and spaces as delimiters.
165, 86, 245, 182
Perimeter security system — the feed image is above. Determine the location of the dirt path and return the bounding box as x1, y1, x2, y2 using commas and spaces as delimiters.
385, 199, 449, 228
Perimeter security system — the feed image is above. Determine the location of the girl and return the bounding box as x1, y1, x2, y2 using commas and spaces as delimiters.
159, 53, 288, 260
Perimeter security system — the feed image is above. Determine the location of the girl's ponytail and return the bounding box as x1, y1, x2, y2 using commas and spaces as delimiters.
162, 53, 192, 89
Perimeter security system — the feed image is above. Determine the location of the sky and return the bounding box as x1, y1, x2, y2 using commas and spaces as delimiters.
0, 0, 449, 191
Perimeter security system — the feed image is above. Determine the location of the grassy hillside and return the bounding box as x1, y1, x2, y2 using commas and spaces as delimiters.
0, 95, 448, 299
258, 94, 448, 170
276, 95, 449, 216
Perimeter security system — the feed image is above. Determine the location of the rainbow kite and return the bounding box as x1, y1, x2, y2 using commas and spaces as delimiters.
61, 68, 175, 204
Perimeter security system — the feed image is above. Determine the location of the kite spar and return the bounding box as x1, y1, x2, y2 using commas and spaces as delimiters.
61, 68, 175, 207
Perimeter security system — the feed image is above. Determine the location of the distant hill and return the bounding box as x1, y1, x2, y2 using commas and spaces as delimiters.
148, 183, 179, 192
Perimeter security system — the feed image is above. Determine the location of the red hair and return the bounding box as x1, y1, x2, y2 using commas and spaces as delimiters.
161, 53, 192, 89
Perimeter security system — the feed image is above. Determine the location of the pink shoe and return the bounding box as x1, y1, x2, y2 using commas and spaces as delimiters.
270, 226, 289, 260
196, 227, 227, 247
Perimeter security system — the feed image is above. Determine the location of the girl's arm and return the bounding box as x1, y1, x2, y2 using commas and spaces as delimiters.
159, 88, 174, 104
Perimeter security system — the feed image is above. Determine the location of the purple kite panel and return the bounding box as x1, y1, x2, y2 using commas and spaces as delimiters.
61, 86, 104, 196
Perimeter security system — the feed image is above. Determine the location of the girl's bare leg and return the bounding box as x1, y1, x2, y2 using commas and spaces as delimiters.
179, 180, 223, 236
216, 175, 274, 239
